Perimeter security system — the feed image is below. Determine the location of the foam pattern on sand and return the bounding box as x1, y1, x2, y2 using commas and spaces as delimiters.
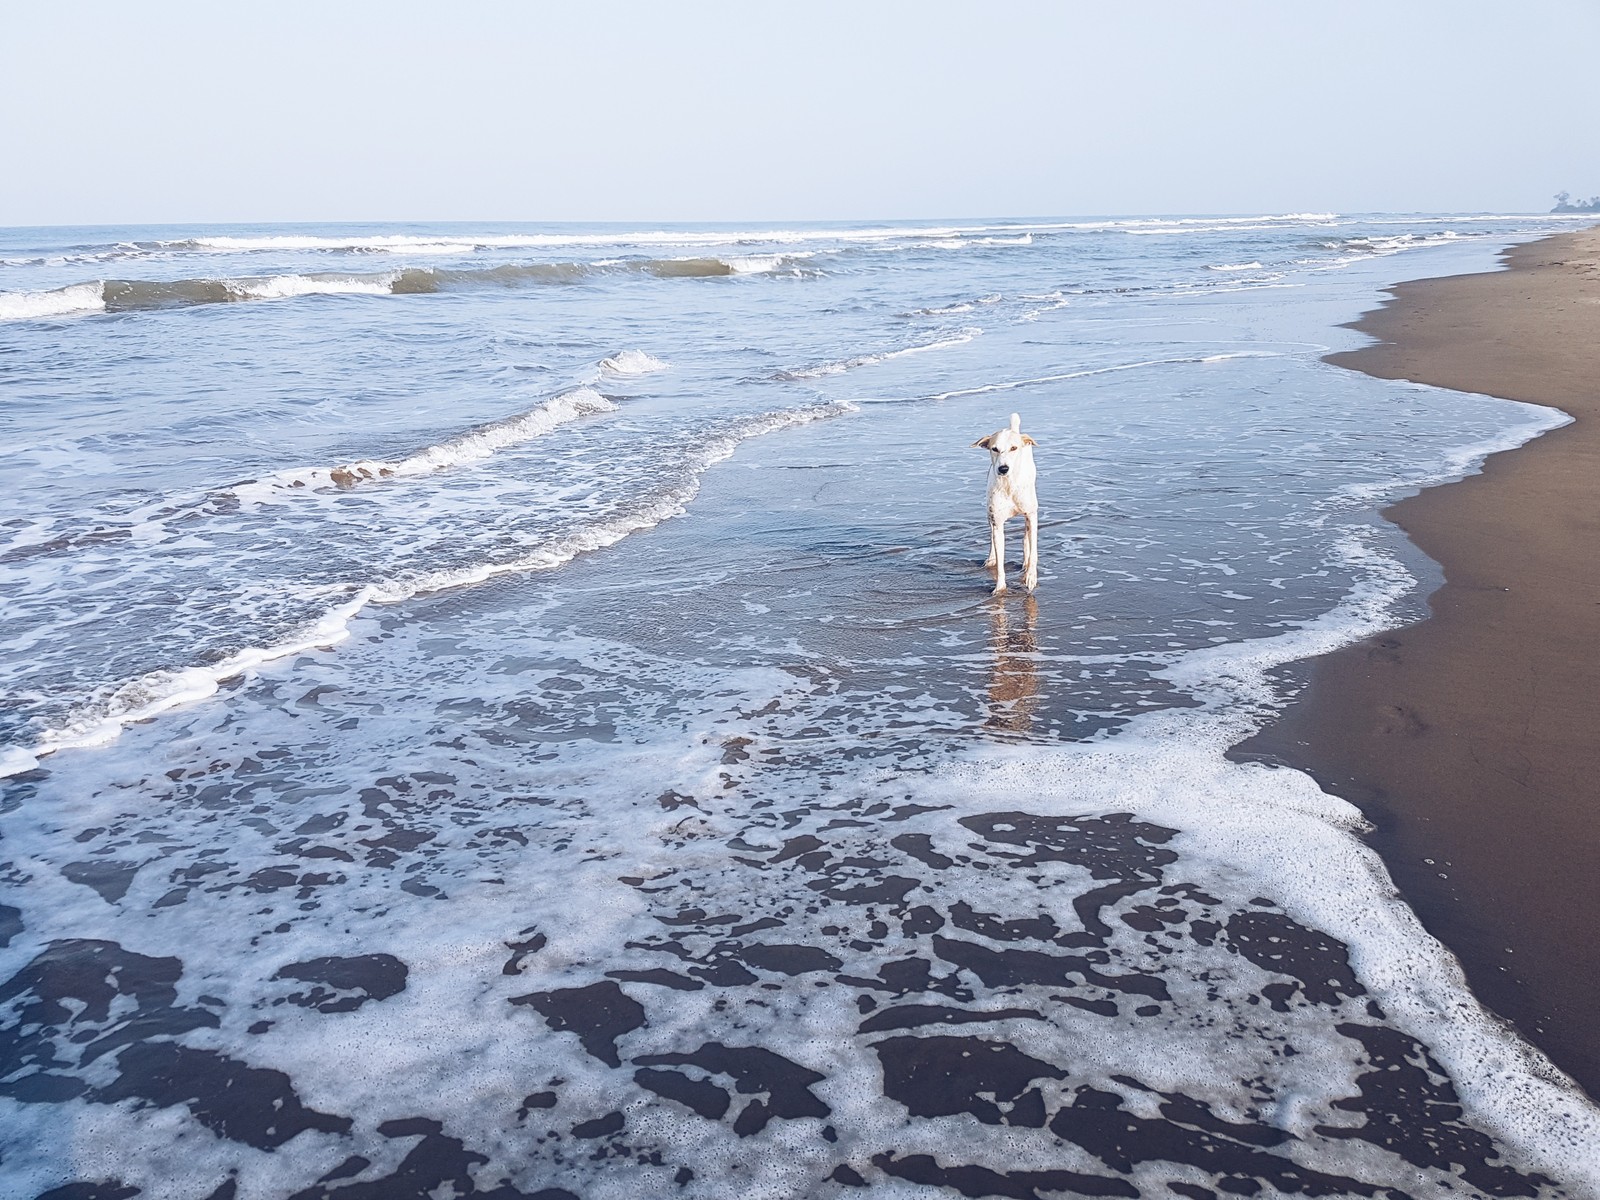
2, 533, 1595, 1197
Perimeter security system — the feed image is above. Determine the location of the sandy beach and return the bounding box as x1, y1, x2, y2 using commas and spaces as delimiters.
1236, 225, 1600, 1098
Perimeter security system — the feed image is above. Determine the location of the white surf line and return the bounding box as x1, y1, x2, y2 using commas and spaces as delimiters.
1, 358, 664, 571
0, 281, 108, 321
228, 386, 618, 501
924, 350, 1280, 402
775, 328, 982, 381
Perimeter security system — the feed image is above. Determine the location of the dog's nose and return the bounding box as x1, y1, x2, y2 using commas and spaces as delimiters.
996, 464, 1010, 475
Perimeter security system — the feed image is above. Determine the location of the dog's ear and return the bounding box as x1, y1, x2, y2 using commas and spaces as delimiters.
1021, 434, 1038, 447
971, 435, 994, 449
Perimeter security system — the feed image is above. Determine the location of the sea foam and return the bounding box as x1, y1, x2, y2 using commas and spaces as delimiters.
598, 349, 671, 376
229, 386, 618, 501
10, 399, 856, 773
775, 329, 981, 380
0, 281, 107, 321
933, 529, 1600, 1190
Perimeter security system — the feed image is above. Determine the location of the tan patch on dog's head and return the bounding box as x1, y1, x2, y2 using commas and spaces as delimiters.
976, 413, 1038, 453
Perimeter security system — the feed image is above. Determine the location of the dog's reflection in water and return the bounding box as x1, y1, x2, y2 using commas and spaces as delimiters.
985, 594, 1040, 735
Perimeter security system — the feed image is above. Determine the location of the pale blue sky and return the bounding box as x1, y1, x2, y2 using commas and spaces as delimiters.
4, 0, 1597, 225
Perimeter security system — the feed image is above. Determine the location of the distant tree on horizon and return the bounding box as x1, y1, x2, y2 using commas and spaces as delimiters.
1553, 190, 1600, 213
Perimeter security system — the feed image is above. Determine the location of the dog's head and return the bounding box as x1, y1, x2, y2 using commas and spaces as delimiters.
971, 412, 1037, 476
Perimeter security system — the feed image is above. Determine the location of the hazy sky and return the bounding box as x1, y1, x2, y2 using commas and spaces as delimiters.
4, 0, 1597, 226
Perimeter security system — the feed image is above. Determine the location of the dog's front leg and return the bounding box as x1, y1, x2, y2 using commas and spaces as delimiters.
990, 512, 1007, 594
1023, 509, 1038, 592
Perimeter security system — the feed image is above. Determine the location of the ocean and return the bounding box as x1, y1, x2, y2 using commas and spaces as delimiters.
2, 214, 1597, 1198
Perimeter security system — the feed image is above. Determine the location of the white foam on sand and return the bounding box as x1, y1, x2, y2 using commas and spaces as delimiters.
933, 529, 1600, 1191
16, 519, 1595, 1195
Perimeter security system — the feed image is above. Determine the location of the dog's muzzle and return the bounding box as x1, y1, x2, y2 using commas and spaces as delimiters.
996, 464, 1010, 476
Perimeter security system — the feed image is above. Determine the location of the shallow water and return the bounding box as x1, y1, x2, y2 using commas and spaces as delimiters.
3, 214, 1598, 1198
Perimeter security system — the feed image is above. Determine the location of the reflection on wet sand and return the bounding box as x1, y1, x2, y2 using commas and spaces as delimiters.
985, 594, 1040, 734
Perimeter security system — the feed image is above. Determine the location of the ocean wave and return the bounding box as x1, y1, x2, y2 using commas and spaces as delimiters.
229, 386, 618, 501
11, 400, 855, 772
908, 294, 1003, 316
0, 254, 810, 322
160, 228, 1011, 254
98, 273, 400, 311
383, 400, 854, 600
4, 216, 1369, 284
642, 254, 810, 277
1310, 231, 1467, 266
723, 253, 806, 274
3, 364, 658, 568
1125, 212, 1339, 228
1016, 290, 1070, 320
1208, 261, 1265, 271
905, 234, 1035, 251
0, 244, 162, 270
1328, 232, 1462, 252
136, 217, 1341, 261
775, 329, 981, 380
598, 349, 670, 376
0, 282, 108, 321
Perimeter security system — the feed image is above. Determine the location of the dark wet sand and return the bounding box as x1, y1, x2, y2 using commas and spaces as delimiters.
1234, 226, 1600, 1098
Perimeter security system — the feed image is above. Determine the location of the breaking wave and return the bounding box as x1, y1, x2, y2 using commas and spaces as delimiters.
0, 282, 108, 321
228, 387, 618, 501
0, 257, 811, 322
775, 329, 981, 380
598, 349, 670, 376
1308, 231, 1473, 268
909, 294, 1004, 316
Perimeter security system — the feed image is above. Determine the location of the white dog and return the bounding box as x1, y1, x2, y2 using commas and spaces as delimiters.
971, 413, 1039, 595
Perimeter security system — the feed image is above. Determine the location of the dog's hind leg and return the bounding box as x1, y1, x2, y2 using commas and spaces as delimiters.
990, 513, 1007, 594
1022, 510, 1039, 592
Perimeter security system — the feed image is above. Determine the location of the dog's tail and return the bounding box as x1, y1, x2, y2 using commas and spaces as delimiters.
1009, 412, 1021, 433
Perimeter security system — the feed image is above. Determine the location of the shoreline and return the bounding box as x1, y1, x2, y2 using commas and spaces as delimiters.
1233, 225, 1600, 1098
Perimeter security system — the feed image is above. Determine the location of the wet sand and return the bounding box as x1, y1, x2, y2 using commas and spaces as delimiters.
1234, 226, 1600, 1098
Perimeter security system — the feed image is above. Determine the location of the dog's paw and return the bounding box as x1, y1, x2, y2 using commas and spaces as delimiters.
983, 556, 997, 570
1024, 573, 1038, 592
991, 582, 1008, 596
